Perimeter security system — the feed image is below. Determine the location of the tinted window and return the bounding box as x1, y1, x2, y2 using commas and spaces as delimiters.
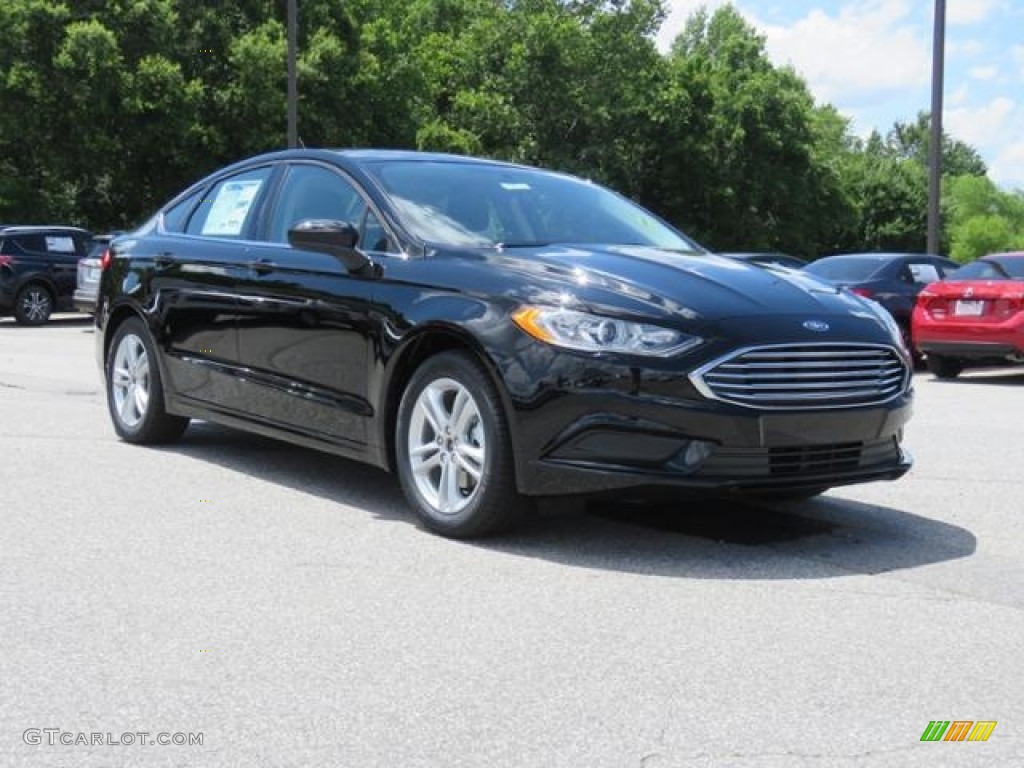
12, 235, 47, 254
186, 166, 272, 238
991, 257, 1024, 278
163, 191, 203, 233
804, 257, 886, 282
267, 164, 366, 244
361, 209, 398, 253
365, 160, 699, 250
951, 257, 1024, 280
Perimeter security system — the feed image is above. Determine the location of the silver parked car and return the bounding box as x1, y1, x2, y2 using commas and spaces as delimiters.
74, 233, 119, 314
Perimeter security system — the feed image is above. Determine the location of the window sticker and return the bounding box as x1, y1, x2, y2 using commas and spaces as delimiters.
202, 179, 263, 236
908, 263, 940, 283
45, 236, 77, 253
500, 182, 531, 191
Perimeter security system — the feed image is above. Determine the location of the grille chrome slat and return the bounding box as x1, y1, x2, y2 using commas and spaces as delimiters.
716, 360, 901, 371
691, 343, 910, 409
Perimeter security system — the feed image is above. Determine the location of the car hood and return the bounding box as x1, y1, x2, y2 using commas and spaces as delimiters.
483, 244, 865, 322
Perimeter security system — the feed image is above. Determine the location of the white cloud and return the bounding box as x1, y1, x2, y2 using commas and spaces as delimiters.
990, 141, 1024, 190
946, 0, 1003, 25
949, 83, 971, 106
948, 38, 986, 57
1014, 45, 1024, 77
946, 96, 1015, 147
753, 1, 930, 104
656, 0, 730, 51
969, 65, 998, 80
945, 96, 1024, 188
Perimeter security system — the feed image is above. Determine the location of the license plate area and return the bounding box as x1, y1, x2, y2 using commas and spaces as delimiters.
954, 299, 984, 316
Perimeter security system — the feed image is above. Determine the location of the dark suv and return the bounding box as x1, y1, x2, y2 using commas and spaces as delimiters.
0, 225, 93, 324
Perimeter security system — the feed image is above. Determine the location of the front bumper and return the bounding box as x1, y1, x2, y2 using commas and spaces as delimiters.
500, 332, 914, 497
514, 394, 913, 495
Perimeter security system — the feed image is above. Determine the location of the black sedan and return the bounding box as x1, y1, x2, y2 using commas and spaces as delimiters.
96, 149, 913, 538
802, 252, 958, 352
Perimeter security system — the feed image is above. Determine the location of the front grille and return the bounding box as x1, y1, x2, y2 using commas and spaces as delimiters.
691, 343, 909, 409
696, 437, 901, 480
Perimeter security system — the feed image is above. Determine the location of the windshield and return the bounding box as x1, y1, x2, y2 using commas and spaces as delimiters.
950, 256, 1024, 280
803, 257, 886, 282
365, 160, 700, 251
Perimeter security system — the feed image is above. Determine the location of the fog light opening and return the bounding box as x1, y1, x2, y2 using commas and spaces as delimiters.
672, 439, 716, 471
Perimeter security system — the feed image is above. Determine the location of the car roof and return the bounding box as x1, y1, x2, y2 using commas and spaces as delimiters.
228, 147, 531, 174
982, 251, 1024, 259
817, 252, 944, 261
0, 225, 91, 235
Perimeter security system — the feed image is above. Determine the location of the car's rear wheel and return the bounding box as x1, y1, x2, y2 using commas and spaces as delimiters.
396, 351, 524, 538
106, 317, 189, 443
14, 283, 53, 326
925, 354, 964, 380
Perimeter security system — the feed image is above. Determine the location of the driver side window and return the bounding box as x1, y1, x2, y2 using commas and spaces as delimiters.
267, 164, 366, 244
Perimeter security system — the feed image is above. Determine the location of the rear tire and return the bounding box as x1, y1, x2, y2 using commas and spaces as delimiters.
106, 317, 189, 444
14, 283, 53, 325
395, 351, 525, 538
925, 354, 963, 380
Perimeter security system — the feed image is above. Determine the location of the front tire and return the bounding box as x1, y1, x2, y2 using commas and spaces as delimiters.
925, 354, 963, 380
106, 317, 189, 444
395, 351, 525, 538
14, 283, 53, 325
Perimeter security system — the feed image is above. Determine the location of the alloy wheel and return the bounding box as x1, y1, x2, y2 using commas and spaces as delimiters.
406, 377, 486, 516
111, 333, 151, 428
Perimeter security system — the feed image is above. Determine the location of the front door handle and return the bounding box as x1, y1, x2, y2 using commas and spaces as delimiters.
154, 252, 175, 269
247, 258, 276, 275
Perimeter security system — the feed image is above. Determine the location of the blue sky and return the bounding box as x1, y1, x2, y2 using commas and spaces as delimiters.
656, 1, 1024, 190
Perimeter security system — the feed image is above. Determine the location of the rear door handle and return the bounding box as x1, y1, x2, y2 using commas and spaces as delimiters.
247, 258, 276, 275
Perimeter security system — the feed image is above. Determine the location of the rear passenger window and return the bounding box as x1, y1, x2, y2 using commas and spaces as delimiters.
906, 263, 941, 284
45, 235, 78, 254
162, 191, 203, 233
13, 235, 46, 254
186, 166, 272, 238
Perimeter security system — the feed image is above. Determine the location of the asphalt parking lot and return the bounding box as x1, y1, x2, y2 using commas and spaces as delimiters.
1, 315, 1022, 767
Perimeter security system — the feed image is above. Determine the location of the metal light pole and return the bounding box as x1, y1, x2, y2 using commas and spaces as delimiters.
927, 0, 946, 255
287, 0, 298, 148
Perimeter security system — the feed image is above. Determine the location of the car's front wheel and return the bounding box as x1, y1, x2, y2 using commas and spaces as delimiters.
396, 351, 524, 538
106, 317, 189, 444
925, 354, 964, 380
14, 283, 53, 325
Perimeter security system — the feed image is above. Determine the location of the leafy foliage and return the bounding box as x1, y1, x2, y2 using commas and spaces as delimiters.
0, 0, 1010, 264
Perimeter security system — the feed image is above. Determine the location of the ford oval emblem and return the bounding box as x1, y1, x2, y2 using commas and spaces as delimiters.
803, 320, 830, 332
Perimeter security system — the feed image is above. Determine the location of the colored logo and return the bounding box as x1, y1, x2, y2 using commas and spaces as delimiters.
920, 720, 997, 742
802, 320, 830, 332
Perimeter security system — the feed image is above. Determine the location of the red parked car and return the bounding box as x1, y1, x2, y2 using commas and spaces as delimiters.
913, 252, 1024, 378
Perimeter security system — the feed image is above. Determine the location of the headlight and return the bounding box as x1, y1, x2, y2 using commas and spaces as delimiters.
512, 306, 702, 356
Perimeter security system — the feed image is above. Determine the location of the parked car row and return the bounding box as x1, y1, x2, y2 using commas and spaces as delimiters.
0, 225, 117, 324
719, 249, 1024, 378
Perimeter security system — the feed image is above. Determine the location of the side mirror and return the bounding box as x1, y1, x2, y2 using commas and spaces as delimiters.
287, 219, 371, 274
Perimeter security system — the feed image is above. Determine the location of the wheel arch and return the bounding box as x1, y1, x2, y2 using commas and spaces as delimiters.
378, 324, 515, 474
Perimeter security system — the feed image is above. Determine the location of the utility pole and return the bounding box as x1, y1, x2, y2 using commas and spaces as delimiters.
927, 0, 946, 255
287, 0, 298, 148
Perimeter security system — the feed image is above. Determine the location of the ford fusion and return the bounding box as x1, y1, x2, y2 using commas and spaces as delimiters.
96, 149, 913, 537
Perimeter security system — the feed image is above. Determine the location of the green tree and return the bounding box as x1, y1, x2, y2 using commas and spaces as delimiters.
945, 175, 1024, 262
